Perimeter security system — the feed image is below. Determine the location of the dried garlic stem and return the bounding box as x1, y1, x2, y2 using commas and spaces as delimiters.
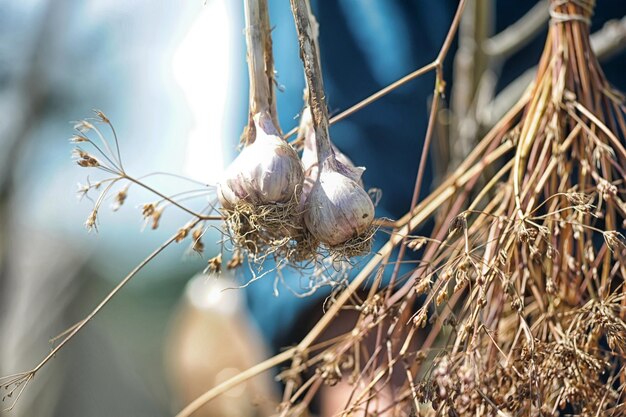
258, 0, 281, 131
289, 0, 332, 163
244, 0, 271, 119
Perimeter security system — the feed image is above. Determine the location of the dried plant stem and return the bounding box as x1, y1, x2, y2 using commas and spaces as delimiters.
244, 0, 271, 117
258, 0, 281, 131
289, 0, 332, 161
123, 175, 221, 221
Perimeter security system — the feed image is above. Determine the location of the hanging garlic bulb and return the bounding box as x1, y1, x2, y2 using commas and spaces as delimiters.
304, 155, 374, 246
299, 106, 365, 220
300, 106, 374, 247
218, 111, 304, 209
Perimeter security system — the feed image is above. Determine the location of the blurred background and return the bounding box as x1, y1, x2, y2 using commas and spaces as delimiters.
0, 0, 625, 416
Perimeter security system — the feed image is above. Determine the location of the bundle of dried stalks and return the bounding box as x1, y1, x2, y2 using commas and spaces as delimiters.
179, 0, 626, 415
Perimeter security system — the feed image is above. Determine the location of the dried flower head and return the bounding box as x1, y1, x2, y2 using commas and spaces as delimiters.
93, 109, 110, 124
151, 208, 163, 230
205, 254, 222, 274
72, 149, 100, 168
69, 135, 88, 143
73, 120, 94, 133
111, 186, 128, 211
191, 227, 204, 254
407, 236, 427, 251
226, 250, 244, 270
142, 203, 156, 218
85, 209, 98, 232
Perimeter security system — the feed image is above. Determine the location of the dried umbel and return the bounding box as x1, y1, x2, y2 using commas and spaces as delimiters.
304, 155, 374, 250
217, 111, 303, 209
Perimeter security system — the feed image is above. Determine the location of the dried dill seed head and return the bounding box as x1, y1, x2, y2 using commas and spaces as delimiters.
448, 214, 467, 236
226, 250, 243, 270
69, 134, 88, 143
93, 109, 110, 124
142, 203, 156, 217
85, 209, 98, 231
603, 231, 625, 252
412, 310, 428, 328
150, 208, 163, 230
111, 186, 128, 211
407, 236, 427, 251
205, 254, 222, 274
175, 222, 194, 243
316, 352, 343, 386
415, 276, 431, 295
72, 149, 100, 168
191, 228, 204, 254
73, 120, 94, 133
436, 289, 448, 305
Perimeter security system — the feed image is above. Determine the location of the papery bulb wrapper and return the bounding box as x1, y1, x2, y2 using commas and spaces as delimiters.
299, 107, 364, 213
304, 158, 374, 247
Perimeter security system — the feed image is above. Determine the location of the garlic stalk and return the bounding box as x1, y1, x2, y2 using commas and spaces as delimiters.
217, 111, 303, 209
243, 0, 270, 120
242, 0, 281, 145
258, 0, 281, 131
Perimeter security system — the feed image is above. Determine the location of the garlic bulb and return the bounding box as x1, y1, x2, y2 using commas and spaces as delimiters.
304, 157, 374, 246
299, 107, 364, 214
218, 112, 304, 209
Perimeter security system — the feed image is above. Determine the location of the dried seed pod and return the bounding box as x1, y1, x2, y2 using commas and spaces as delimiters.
217, 111, 304, 209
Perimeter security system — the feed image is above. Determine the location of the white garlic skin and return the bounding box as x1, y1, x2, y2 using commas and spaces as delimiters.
299, 107, 364, 213
304, 158, 374, 246
218, 112, 304, 209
